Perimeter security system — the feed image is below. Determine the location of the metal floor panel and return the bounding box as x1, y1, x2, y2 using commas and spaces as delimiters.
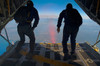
1, 43, 100, 66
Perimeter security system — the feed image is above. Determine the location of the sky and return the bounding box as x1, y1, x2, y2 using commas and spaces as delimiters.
32, 0, 89, 19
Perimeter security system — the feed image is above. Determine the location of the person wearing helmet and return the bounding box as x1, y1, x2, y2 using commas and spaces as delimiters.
15, 1, 39, 56
57, 3, 82, 61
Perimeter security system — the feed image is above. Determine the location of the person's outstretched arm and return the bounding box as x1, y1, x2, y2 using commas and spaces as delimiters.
57, 11, 64, 33
32, 8, 39, 30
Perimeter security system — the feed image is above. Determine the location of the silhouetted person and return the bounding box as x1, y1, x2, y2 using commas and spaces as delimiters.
57, 3, 82, 60
14, 1, 39, 55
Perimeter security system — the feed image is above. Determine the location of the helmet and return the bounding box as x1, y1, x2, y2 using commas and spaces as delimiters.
27, 1, 34, 7
66, 3, 72, 9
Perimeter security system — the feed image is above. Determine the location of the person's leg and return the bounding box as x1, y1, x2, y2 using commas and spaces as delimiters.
16, 26, 25, 52
62, 27, 71, 60
62, 32, 69, 54
62, 26, 71, 54
70, 28, 79, 54
28, 31, 35, 53
26, 27, 35, 53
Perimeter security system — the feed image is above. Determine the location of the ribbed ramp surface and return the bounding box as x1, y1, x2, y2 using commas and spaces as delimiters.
1, 43, 100, 66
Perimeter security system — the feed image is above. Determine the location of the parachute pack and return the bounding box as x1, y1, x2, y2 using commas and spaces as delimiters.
14, 6, 28, 23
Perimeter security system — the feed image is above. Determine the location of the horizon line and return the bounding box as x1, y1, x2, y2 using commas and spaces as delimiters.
40, 15, 90, 19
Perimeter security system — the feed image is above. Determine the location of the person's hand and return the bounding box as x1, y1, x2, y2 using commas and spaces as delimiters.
16, 21, 19, 23
32, 27, 35, 31
15, 20, 19, 23
57, 28, 60, 33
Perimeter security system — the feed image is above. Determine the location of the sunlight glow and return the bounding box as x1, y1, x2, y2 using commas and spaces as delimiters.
49, 20, 56, 43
